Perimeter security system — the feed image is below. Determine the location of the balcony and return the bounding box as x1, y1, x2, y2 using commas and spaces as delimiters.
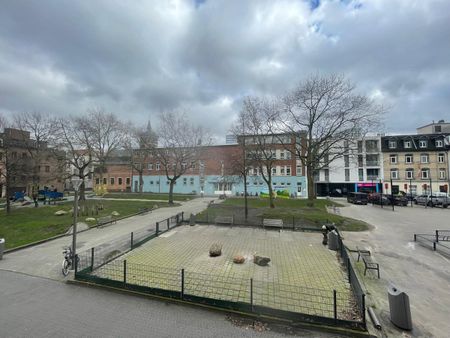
365, 147, 379, 153
366, 161, 379, 167
367, 175, 379, 180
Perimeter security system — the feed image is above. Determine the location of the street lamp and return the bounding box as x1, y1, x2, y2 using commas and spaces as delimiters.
71, 177, 83, 270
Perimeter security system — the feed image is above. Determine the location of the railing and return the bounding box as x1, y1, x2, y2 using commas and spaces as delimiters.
414, 230, 450, 257
75, 215, 366, 331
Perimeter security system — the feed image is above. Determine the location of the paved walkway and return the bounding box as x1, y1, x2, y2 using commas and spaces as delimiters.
0, 197, 214, 281
336, 201, 450, 338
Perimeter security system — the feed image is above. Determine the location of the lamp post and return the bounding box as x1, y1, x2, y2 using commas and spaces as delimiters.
71, 177, 83, 269
429, 177, 433, 208
409, 178, 413, 207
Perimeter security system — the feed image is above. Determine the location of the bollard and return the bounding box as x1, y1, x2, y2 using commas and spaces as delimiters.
181, 269, 185, 300
90, 247, 95, 272
156, 222, 159, 234
333, 290, 337, 322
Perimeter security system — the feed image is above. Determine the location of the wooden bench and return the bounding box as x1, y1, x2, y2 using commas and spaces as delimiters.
263, 219, 283, 232
97, 216, 117, 227
357, 249, 380, 278
215, 216, 233, 225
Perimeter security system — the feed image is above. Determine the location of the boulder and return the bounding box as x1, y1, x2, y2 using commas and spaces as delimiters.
233, 255, 245, 264
254, 255, 271, 266
54, 210, 68, 216
209, 243, 222, 257
86, 217, 96, 222
111, 211, 120, 216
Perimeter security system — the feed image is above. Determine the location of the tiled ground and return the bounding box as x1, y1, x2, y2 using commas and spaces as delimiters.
94, 225, 353, 318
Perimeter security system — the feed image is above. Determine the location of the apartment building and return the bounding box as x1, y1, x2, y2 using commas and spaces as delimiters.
315, 136, 383, 196
381, 133, 449, 195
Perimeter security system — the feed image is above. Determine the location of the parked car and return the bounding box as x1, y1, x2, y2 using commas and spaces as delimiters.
415, 194, 449, 208
347, 192, 368, 205
390, 195, 409, 206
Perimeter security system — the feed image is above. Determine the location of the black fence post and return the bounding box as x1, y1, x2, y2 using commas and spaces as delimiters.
250, 278, 254, 312
167, 218, 170, 230
90, 247, 95, 272
414, 234, 417, 241
123, 260, 127, 286
347, 258, 351, 283
181, 268, 185, 300
74, 254, 78, 277
181, 212, 184, 222
362, 294, 366, 325
156, 222, 159, 235
436, 230, 439, 243
131, 232, 134, 250
333, 290, 337, 322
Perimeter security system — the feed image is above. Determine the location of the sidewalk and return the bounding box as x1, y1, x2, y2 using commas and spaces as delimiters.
0, 197, 214, 281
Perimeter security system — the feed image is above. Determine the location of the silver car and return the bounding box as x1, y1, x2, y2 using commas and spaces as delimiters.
415, 194, 449, 208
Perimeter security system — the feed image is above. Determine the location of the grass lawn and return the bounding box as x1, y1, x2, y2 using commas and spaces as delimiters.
102, 192, 196, 201
197, 197, 368, 231
0, 200, 172, 249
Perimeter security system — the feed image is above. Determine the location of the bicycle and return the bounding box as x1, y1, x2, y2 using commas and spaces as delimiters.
62, 247, 79, 276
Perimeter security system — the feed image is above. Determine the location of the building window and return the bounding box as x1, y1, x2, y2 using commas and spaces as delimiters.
357, 141, 363, 153
366, 140, 378, 152
358, 155, 364, 167
150, 181, 154, 185
358, 168, 364, 181
286, 151, 291, 160
286, 166, 291, 176
183, 178, 187, 185
404, 140, 412, 149
405, 154, 413, 164
45, 166, 50, 172
126, 177, 130, 185
148, 163, 153, 170
439, 169, 446, 180
390, 169, 399, 179
324, 169, 329, 181
110, 177, 115, 185
421, 168, 429, 179
344, 155, 349, 167
296, 166, 302, 176
388, 140, 397, 149
436, 140, 443, 147
419, 140, 427, 148
280, 167, 285, 175
156, 162, 160, 171
435, 125, 442, 133
438, 153, 445, 163
182, 162, 187, 170
272, 167, 277, 175
405, 169, 414, 179
389, 154, 397, 164
345, 169, 350, 182
280, 151, 285, 159
95, 178, 100, 185
190, 161, 196, 169
190, 178, 194, 185
420, 154, 429, 163
118, 178, 122, 185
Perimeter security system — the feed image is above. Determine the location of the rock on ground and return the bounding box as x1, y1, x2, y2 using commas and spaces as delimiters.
209, 243, 222, 257
54, 210, 68, 216
233, 255, 245, 264
254, 255, 271, 266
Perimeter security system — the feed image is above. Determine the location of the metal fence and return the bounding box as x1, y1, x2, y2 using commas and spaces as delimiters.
414, 229, 450, 257
75, 217, 366, 331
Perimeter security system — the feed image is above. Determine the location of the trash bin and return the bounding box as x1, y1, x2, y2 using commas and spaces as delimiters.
0, 238, 5, 260
388, 284, 412, 330
327, 230, 339, 251
189, 213, 196, 226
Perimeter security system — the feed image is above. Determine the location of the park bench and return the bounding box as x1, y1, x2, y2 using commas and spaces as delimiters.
215, 216, 234, 225
357, 249, 380, 279
97, 215, 117, 228
263, 219, 284, 232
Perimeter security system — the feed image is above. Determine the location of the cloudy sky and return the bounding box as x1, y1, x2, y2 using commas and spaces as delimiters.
1, 0, 449, 142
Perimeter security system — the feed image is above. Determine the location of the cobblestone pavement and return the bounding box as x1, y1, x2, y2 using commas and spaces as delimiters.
337, 200, 450, 338
0, 270, 343, 338
93, 225, 353, 319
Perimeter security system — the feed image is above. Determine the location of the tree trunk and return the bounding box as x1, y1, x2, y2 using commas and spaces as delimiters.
268, 181, 275, 208
139, 172, 144, 193
168, 180, 175, 204
5, 176, 11, 214
243, 174, 248, 219
307, 165, 315, 200
79, 180, 86, 201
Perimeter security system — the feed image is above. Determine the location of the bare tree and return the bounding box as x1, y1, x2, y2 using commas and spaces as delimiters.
83, 108, 128, 184
153, 111, 208, 204
52, 116, 93, 200
13, 112, 57, 198
124, 123, 158, 193
240, 97, 279, 208
280, 74, 383, 199
0, 116, 34, 213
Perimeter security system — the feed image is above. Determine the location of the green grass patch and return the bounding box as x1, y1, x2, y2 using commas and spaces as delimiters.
197, 197, 368, 231
0, 200, 173, 249
102, 192, 196, 201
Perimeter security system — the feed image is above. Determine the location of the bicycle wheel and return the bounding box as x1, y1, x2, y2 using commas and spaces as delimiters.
62, 259, 70, 276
